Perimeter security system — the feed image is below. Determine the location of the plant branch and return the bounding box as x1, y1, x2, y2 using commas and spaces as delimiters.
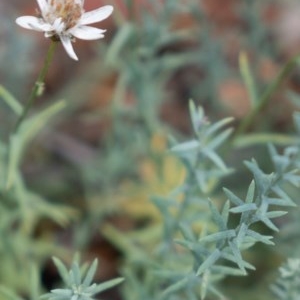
14, 40, 57, 133
234, 54, 300, 138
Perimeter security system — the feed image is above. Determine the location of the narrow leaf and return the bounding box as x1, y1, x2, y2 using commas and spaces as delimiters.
52, 257, 70, 286
239, 52, 257, 105
229, 203, 257, 214
189, 100, 205, 134
236, 223, 248, 247
29, 263, 40, 300
50, 289, 72, 296
221, 200, 230, 227
228, 240, 246, 274
174, 239, 195, 251
221, 252, 255, 270
245, 180, 255, 203
208, 199, 227, 230
264, 197, 296, 207
246, 229, 274, 245
179, 223, 196, 241
203, 148, 227, 170
20, 101, 66, 144
70, 262, 81, 286
0, 85, 23, 115
198, 230, 236, 244
92, 278, 124, 294
265, 211, 287, 219
171, 140, 200, 153
6, 135, 21, 189
83, 259, 98, 287
272, 186, 297, 206
212, 265, 247, 276
196, 249, 221, 276
223, 188, 244, 206
200, 270, 209, 300
207, 128, 233, 151
259, 215, 279, 232
161, 277, 188, 297
205, 117, 234, 138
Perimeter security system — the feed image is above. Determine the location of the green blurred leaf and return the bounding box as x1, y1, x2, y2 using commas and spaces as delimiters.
239, 51, 258, 106
52, 257, 70, 286
92, 278, 124, 294
0, 85, 23, 115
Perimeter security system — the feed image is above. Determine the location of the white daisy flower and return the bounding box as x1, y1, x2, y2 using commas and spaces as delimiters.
16, 0, 113, 61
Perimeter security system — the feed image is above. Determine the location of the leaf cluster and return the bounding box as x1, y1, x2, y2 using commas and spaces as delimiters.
271, 258, 300, 300
42, 256, 124, 300
0, 86, 77, 293
154, 102, 300, 299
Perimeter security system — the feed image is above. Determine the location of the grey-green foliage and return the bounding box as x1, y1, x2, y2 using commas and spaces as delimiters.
105, 1, 214, 131
115, 100, 234, 300
271, 258, 300, 300
42, 256, 124, 300
138, 101, 234, 300
0, 86, 77, 293
275, 112, 300, 257
155, 102, 300, 299
171, 101, 234, 192
0, 85, 74, 230
153, 101, 233, 247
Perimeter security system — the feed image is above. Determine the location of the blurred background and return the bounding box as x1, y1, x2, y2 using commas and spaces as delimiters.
1, 0, 300, 299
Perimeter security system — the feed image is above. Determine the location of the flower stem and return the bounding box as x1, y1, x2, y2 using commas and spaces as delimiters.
233, 53, 300, 138
14, 40, 57, 132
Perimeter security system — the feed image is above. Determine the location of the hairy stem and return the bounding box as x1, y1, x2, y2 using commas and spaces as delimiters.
14, 40, 57, 132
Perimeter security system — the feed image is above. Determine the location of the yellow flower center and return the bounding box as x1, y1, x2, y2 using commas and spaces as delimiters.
47, 0, 83, 29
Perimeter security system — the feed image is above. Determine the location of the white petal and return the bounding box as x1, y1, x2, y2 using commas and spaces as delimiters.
79, 5, 113, 25
36, 0, 49, 14
53, 18, 65, 33
69, 26, 106, 40
60, 34, 79, 61
45, 32, 54, 38
16, 16, 52, 31
75, 0, 84, 5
